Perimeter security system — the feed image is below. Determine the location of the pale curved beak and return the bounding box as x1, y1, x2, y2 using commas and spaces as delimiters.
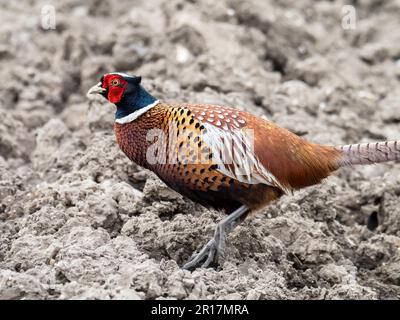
87, 82, 106, 97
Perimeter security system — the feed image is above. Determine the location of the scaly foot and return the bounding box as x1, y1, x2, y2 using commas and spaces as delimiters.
182, 205, 249, 270
182, 224, 226, 269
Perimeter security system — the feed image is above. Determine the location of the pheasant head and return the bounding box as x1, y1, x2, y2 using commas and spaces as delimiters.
87, 72, 158, 122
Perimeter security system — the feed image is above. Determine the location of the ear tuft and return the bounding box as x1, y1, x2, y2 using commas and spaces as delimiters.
134, 76, 142, 84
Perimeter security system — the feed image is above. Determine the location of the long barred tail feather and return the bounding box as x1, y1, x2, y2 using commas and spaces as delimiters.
336, 141, 400, 167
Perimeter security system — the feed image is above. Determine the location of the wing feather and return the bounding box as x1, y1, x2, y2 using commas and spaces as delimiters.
187, 103, 342, 193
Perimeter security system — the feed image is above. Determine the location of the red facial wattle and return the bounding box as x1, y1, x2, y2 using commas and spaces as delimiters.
102, 75, 127, 104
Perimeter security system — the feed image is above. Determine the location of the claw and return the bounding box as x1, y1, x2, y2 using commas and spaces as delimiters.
201, 244, 216, 268
182, 227, 226, 270
182, 239, 216, 270
181, 205, 249, 271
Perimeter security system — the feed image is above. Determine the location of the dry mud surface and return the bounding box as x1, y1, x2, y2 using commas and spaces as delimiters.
1, 0, 400, 300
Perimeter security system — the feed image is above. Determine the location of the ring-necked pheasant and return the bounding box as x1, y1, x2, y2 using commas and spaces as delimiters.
88, 72, 400, 270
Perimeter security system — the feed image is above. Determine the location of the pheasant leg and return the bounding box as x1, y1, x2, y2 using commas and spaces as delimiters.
183, 205, 249, 270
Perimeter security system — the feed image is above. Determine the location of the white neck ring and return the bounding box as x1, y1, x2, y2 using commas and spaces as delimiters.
115, 100, 160, 124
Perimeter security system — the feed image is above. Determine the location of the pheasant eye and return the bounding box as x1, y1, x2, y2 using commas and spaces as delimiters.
111, 79, 120, 86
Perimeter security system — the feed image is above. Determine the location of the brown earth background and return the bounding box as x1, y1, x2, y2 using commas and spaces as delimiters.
1, 0, 400, 299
